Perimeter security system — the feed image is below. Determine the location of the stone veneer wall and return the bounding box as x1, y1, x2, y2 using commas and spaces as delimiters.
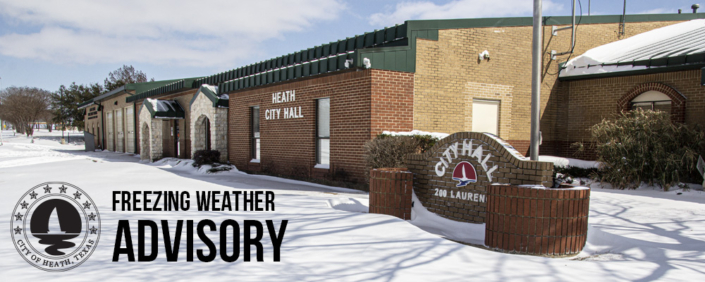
138, 104, 163, 161
189, 92, 228, 162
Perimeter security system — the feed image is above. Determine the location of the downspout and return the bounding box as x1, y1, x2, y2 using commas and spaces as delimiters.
133, 102, 138, 154
100, 104, 105, 150
620, 0, 627, 36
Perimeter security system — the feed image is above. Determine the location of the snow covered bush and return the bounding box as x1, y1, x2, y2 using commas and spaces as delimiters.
192, 150, 221, 167
590, 109, 705, 190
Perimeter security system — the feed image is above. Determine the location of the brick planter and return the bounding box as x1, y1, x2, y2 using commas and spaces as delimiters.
485, 184, 590, 256
369, 168, 413, 220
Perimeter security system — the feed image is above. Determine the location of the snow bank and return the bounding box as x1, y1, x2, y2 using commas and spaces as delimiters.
151, 158, 240, 174
326, 198, 368, 213
539, 155, 600, 169
381, 130, 450, 140
410, 190, 486, 246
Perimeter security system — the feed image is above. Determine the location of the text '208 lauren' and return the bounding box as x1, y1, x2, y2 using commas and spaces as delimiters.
111, 190, 288, 262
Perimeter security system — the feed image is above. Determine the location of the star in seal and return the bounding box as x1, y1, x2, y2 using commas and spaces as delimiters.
88, 212, 97, 221
74, 191, 82, 199
89, 226, 98, 234
14, 212, 23, 221
59, 185, 68, 193
14, 226, 22, 234
83, 201, 92, 210
20, 201, 28, 209
29, 191, 38, 199
43, 185, 52, 193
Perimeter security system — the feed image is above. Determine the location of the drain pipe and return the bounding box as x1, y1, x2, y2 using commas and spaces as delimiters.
530, 0, 542, 160
621, 0, 627, 36
133, 102, 138, 154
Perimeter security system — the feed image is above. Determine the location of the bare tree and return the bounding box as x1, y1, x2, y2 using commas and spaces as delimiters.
104, 65, 154, 92
0, 86, 52, 136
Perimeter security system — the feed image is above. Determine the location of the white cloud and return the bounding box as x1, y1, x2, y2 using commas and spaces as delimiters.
636, 8, 671, 15
0, 0, 346, 67
369, 0, 563, 27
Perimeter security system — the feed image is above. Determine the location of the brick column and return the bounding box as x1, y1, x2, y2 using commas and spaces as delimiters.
485, 184, 590, 256
369, 168, 413, 220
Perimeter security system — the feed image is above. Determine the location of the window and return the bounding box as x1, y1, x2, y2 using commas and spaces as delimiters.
317, 98, 330, 166
251, 106, 260, 161
472, 99, 500, 135
630, 91, 672, 115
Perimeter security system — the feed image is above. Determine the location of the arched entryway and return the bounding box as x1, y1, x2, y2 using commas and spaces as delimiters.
193, 114, 212, 152
141, 122, 150, 161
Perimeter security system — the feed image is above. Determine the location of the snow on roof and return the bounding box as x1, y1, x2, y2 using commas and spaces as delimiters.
201, 84, 218, 94
145, 98, 183, 118
560, 19, 705, 78
146, 98, 177, 112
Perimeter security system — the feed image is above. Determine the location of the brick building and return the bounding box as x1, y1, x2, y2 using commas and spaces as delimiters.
553, 19, 705, 159
205, 13, 703, 182
80, 12, 705, 182
79, 80, 182, 152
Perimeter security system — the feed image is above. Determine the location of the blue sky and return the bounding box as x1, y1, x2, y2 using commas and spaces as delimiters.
0, 0, 700, 92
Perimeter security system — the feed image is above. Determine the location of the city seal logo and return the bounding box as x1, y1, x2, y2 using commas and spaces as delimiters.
452, 161, 477, 187
10, 182, 101, 271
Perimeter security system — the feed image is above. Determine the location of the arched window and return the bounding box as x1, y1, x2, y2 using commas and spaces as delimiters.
630, 90, 672, 114
618, 83, 686, 123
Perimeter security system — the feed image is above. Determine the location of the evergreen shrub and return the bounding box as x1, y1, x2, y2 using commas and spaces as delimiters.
590, 109, 705, 190
192, 150, 221, 167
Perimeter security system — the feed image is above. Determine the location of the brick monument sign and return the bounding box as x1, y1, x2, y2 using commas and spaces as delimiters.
406, 132, 554, 224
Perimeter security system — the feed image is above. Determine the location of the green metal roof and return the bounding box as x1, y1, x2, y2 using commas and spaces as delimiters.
126, 79, 185, 94
77, 99, 96, 110
212, 13, 705, 95
126, 77, 202, 103
142, 99, 185, 119
78, 79, 187, 107
197, 24, 407, 94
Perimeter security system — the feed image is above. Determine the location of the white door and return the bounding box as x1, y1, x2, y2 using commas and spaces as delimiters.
116, 109, 124, 152
106, 112, 114, 151
126, 107, 135, 153
472, 99, 499, 135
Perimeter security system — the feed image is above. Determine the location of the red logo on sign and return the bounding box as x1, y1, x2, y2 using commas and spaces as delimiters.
452, 161, 477, 187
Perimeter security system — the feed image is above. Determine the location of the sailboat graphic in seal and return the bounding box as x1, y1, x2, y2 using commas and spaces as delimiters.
31, 199, 82, 256
452, 161, 478, 187
46, 208, 66, 234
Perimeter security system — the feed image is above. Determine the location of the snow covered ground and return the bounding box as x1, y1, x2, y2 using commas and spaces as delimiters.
1, 129, 704, 281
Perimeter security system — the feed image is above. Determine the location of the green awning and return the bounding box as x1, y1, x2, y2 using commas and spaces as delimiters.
143, 99, 185, 119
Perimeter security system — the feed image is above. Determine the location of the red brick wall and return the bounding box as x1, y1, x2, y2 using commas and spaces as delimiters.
228, 69, 414, 182
371, 70, 415, 137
